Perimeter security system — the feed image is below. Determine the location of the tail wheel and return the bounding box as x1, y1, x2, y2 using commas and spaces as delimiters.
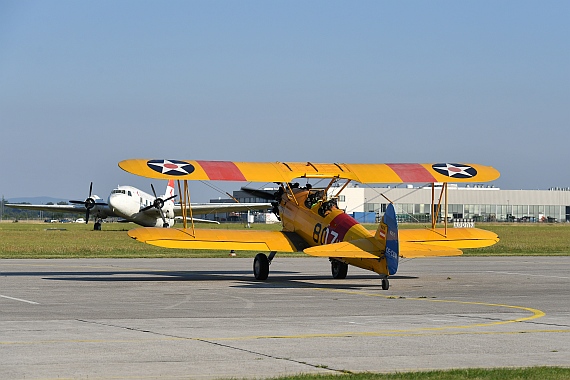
253, 253, 269, 280
381, 278, 390, 290
331, 259, 348, 279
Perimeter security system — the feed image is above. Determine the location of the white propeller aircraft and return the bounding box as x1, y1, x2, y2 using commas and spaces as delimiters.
6, 180, 270, 230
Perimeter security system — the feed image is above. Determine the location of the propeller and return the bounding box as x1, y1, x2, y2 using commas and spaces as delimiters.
241, 186, 283, 219
240, 187, 277, 200
139, 183, 177, 227
69, 182, 107, 223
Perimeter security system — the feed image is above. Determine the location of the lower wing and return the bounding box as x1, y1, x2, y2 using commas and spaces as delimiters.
128, 228, 309, 252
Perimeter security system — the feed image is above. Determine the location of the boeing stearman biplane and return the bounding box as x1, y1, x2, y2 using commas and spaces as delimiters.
119, 159, 500, 289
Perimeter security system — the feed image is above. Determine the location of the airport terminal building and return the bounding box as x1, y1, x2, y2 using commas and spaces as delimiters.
226, 184, 570, 223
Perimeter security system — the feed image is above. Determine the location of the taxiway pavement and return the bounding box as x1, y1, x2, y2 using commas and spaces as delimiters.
1, 256, 569, 379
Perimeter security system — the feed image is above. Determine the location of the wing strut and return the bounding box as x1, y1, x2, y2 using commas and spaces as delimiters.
285, 183, 299, 205
177, 180, 196, 235
430, 182, 449, 236
331, 179, 351, 199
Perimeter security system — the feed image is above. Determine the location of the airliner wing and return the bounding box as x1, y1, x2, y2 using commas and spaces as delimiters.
174, 203, 271, 216
5, 203, 113, 216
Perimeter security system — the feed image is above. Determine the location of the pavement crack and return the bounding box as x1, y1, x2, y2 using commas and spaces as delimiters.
75, 319, 352, 375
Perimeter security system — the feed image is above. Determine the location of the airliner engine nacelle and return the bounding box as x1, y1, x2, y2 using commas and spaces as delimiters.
153, 217, 175, 228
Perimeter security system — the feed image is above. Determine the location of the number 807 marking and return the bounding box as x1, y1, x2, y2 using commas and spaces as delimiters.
312, 223, 339, 245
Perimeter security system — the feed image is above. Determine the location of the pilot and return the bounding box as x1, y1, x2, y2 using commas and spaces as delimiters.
306, 190, 324, 210
318, 198, 339, 217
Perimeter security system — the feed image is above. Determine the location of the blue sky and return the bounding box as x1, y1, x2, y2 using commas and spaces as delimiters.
1, 1, 568, 202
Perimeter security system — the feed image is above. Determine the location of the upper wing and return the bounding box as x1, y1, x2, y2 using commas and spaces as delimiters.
119, 160, 500, 184
175, 202, 271, 216
128, 227, 309, 252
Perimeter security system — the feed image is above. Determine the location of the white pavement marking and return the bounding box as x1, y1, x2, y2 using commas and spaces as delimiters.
0, 294, 39, 304
486, 271, 570, 279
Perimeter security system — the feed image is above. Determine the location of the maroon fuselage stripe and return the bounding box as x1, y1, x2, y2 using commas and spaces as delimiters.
196, 161, 247, 181
329, 212, 359, 243
387, 163, 437, 182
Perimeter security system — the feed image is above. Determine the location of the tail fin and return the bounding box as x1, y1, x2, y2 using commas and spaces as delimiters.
375, 203, 399, 275
165, 180, 175, 200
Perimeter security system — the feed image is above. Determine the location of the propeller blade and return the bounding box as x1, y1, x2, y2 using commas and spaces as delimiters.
240, 187, 276, 200
143, 183, 175, 227
164, 194, 177, 202
89, 182, 93, 198
158, 208, 167, 227
140, 204, 153, 212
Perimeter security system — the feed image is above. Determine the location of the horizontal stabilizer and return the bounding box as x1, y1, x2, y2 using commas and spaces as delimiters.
399, 228, 499, 249
128, 227, 309, 252
303, 238, 382, 259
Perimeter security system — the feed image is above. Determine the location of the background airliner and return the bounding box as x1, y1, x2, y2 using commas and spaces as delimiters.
6, 180, 270, 230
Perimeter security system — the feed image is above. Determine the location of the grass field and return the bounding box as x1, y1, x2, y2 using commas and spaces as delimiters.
1, 221, 569, 258
265, 367, 570, 380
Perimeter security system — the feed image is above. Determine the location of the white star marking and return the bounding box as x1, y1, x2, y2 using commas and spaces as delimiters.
149, 160, 190, 175
436, 163, 474, 177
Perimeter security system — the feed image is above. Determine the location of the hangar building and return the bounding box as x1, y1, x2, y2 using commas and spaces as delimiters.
227, 184, 570, 223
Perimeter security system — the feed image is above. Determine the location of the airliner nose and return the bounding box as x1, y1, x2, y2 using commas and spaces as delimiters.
108, 193, 120, 212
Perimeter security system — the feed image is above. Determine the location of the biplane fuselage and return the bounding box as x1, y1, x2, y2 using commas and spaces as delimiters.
279, 187, 390, 276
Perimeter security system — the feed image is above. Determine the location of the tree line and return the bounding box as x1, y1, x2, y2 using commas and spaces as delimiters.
0, 197, 78, 221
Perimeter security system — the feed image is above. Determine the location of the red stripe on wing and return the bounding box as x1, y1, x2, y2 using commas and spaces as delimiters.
196, 161, 247, 181
386, 163, 437, 183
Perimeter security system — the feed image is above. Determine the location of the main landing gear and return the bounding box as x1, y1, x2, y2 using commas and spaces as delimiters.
253, 252, 277, 280
252, 253, 390, 290
330, 259, 348, 279
94, 218, 103, 231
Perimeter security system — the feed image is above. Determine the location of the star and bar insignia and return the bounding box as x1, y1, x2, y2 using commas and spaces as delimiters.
432, 163, 477, 179
147, 159, 195, 176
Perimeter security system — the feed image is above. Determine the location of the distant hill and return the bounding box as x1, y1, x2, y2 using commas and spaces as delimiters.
5, 196, 68, 204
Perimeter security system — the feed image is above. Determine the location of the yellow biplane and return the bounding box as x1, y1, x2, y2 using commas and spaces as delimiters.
119, 160, 500, 289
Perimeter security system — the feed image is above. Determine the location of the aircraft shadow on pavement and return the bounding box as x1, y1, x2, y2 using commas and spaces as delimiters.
1, 269, 417, 289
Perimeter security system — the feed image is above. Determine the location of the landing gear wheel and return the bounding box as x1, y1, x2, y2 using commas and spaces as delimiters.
94, 222, 102, 231
381, 278, 389, 290
253, 253, 269, 280
330, 259, 348, 279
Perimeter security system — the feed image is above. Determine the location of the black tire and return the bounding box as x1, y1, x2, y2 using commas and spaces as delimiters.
94, 222, 102, 231
331, 259, 348, 279
253, 253, 269, 280
381, 278, 389, 290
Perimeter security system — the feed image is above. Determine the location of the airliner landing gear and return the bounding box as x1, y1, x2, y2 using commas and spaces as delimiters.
94, 219, 102, 231
253, 251, 276, 280
381, 278, 390, 290
330, 259, 348, 279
